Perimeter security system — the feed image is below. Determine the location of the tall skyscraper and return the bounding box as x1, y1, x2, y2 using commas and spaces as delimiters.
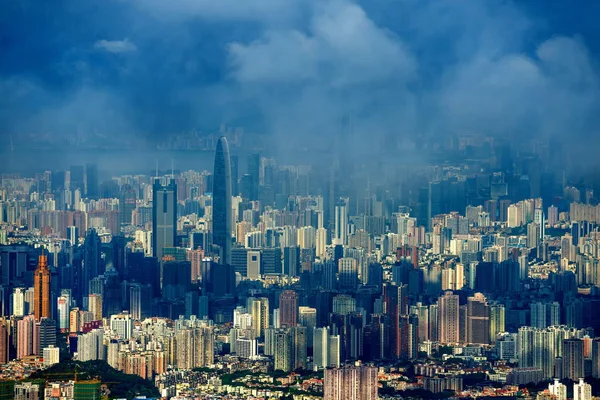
439, 291, 460, 344
152, 178, 177, 263
213, 137, 233, 265
33, 252, 51, 321
563, 339, 584, 381
467, 293, 490, 345
279, 290, 298, 328
334, 201, 348, 245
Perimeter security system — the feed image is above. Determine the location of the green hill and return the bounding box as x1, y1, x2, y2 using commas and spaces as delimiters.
29, 360, 160, 399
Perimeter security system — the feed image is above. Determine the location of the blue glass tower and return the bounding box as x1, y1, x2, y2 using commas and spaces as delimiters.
213, 136, 232, 265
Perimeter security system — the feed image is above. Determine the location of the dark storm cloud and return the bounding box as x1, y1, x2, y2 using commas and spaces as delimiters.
1, 0, 600, 152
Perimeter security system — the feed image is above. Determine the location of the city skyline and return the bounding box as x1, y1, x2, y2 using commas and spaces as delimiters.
3, 1, 600, 399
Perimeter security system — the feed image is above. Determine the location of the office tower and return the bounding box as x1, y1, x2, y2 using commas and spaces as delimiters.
549, 379, 567, 400
574, 378, 592, 400
83, 228, 102, 299
329, 334, 341, 367
175, 326, 214, 369
57, 296, 69, 332
213, 136, 233, 265
119, 184, 137, 226
248, 297, 269, 339
299, 307, 317, 346
489, 303, 505, 343
262, 248, 282, 275
338, 257, 358, 291
313, 327, 330, 369
37, 318, 56, 354
69, 165, 85, 192
439, 291, 460, 344
324, 364, 378, 400
334, 201, 348, 245
283, 246, 300, 277
563, 339, 584, 381
279, 290, 298, 328
152, 178, 177, 263
467, 293, 489, 345
85, 163, 99, 198
33, 252, 51, 321
88, 294, 102, 321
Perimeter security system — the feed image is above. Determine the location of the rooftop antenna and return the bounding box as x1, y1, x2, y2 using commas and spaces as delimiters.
171, 158, 174, 178
155, 159, 159, 180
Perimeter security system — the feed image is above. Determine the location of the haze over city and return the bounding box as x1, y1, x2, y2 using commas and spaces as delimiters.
2, 1, 600, 400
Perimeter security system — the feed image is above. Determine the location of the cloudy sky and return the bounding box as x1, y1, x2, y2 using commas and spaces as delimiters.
1, 0, 600, 151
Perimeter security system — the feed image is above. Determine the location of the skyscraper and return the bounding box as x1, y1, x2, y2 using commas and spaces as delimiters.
213, 137, 232, 265
152, 178, 177, 263
83, 228, 103, 300
279, 290, 298, 328
467, 293, 489, 345
439, 291, 460, 344
563, 339, 584, 381
33, 252, 51, 321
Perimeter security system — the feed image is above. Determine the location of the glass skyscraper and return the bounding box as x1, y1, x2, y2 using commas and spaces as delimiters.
213, 137, 232, 265
152, 178, 177, 263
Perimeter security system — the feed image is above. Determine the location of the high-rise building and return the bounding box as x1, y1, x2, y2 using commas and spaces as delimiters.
563, 339, 584, 381
548, 379, 567, 400
33, 252, 51, 321
17, 315, 36, 359
338, 258, 358, 291
574, 378, 592, 400
248, 297, 269, 339
279, 290, 298, 328
467, 293, 489, 345
175, 326, 214, 369
0, 318, 9, 365
489, 303, 505, 343
57, 296, 69, 332
334, 201, 348, 245
85, 163, 99, 198
439, 291, 460, 344
299, 307, 317, 346
212, 136, 233, 265
324, 363, 378, 400
11, 288, 25, 317
83, 228, 102, 299
119, 184, 137, 226
88, 294, 102, 321
152, 179, 177, 263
